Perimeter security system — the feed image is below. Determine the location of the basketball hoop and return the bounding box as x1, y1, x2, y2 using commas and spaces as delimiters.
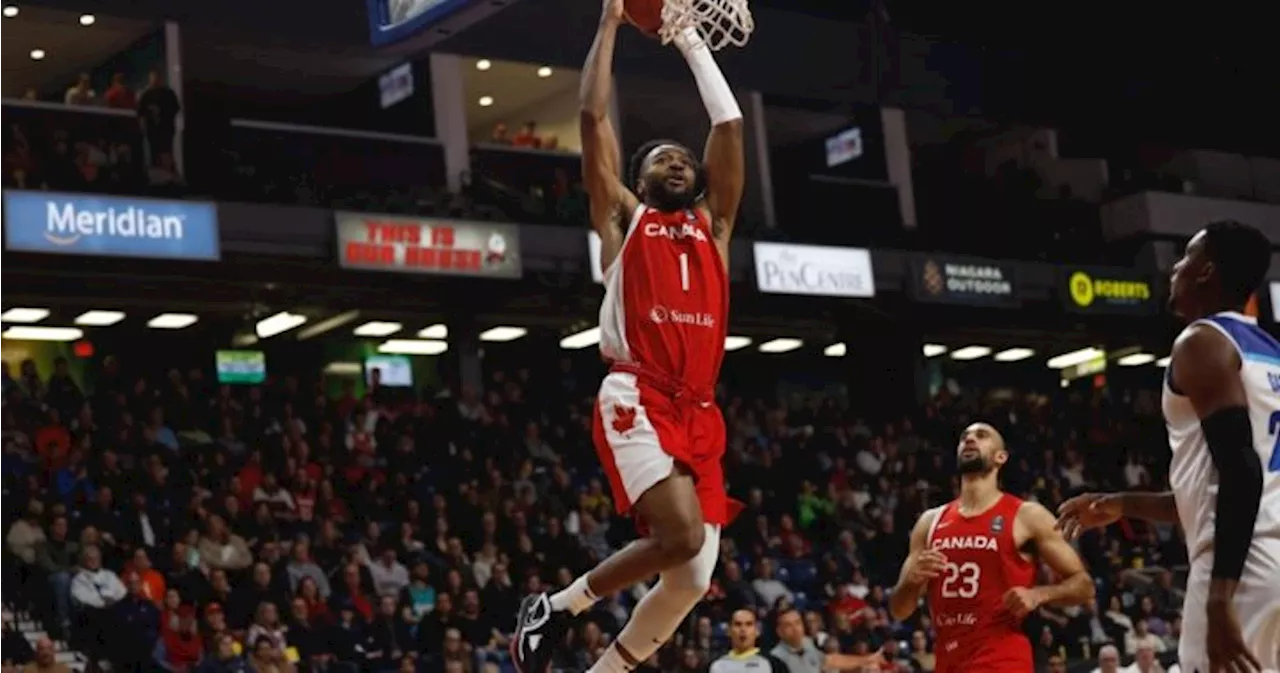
658, 0, 754, 51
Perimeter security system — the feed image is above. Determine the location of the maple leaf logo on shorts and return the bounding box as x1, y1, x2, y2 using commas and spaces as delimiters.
612, 405, 637, 435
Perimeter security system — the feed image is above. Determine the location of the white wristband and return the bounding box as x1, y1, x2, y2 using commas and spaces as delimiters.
674, 26, 742, 125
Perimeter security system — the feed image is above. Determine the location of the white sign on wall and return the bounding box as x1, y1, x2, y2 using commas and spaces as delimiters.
753, 242, 875, 298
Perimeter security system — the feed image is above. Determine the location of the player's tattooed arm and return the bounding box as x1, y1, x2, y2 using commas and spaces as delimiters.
1012, 502, 1094, 615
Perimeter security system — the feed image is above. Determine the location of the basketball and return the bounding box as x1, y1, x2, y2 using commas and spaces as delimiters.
623, 0, 664, 35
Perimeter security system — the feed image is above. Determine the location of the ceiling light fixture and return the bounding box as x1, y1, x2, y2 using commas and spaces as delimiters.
378, 339, 448, 355
295, 310, 360, 340
353, 321, 402, 337
147, 313, 198, 329
823, 343, 847, 357
950, 345, 992, 361
994, 347, 1035, 362
0, 307, 50, 323
1117, 352, 1156, 367
922, 343, 947, 358
3, 6, 18, 18
78, 13, 94, 25
1155, 356, 1171, 368
418, 324, 448, 339
29, 49, 45, 60
560, 327, 600, 350
1046, 347, 1105, 370
537, 66, 553, 78
478, 95, 494, 107
476, 59, 491, 71
2, 326, 83, 342
255, 312, 307, 339
74, 310, 125, 326
480, 326, 526, 342
724, 336, 752, 351
758, 338, 803, 353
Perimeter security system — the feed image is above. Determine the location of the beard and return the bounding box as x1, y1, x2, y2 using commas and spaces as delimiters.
957, 454, 992, 475
643, 176, 698, 212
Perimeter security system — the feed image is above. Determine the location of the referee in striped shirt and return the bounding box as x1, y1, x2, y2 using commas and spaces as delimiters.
710, 610, 793, 673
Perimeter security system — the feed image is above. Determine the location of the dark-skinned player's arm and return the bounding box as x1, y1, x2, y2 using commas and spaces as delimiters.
580, 0, 640, 271
671, 26, 744, 239
1173, 324, 1264, 672
888, 507, 946, 622
1004, 502, 1094, 619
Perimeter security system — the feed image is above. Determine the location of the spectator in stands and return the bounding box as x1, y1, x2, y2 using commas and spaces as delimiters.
138, 69, 180, 168
511, 121, 540, 148
154, 604, 204, 671
490, 123, 511, 145
64, 74, 96, 106
1093, 643, 1122, 673
1124, 619, 1166, 657
69, 544, 126, 666
21, 638, 70, 673
8, 500, 47, 566
198, 515, 253, 572
752, 558, 794, 608
35, 515, 77, 633
103, 73, 137, 110
196, 633, 251, 673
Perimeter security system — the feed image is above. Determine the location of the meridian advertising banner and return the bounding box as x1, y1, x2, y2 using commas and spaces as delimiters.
3, 190, 220, 261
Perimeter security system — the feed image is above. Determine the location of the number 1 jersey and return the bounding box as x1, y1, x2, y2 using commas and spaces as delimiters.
926, 493, 1035, 673
598, 205, 729, 389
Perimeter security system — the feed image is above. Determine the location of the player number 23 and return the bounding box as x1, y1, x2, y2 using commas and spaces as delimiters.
940, 562, 981, 599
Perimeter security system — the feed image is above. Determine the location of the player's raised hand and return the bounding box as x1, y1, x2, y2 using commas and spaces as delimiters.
600, 0, 625, 24
905, 549, 947, 587
1055, 493, 1123, 541
1207, 599, 1262, 673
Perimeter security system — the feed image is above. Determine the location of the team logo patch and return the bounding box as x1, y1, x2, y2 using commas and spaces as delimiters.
612, 405, 637, 435
990, 515, 1005, 534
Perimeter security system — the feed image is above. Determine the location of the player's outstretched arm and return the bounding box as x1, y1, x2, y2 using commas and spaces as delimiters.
1056, 491, 1178, 541
580, 0, 639, 267
1173, 325, 1263, 598
1006, 502, 1094, 618
671, 27, 744, 240
888, 507, 945, 622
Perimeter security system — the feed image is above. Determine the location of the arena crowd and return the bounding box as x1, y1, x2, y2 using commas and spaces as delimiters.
2, 353, 1186, 672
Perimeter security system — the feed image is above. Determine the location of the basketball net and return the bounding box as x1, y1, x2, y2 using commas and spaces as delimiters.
659, 0, 755, 51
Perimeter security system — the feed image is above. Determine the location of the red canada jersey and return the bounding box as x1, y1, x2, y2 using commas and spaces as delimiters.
925, 493, 1035, 673
598, 205, 728, 389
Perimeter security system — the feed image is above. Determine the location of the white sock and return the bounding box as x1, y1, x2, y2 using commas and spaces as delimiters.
588, 644, 632, 673
548, 575, 598, 615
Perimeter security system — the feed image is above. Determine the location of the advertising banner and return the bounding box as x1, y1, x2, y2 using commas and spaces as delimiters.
908, 254, 1019, 307
335, 212, 521, 279
1060, 266, 1157, 314
753, 242, 875, 298
1270, 282, 1280, 324
3, 190, 220, 260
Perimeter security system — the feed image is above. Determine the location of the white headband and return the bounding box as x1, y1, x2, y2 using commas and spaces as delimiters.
642, 143, 691, 172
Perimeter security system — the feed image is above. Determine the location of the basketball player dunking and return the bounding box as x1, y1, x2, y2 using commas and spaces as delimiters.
1057, 220, 1279, 673
889, 423, 1095, 672
511, 1, 751, 672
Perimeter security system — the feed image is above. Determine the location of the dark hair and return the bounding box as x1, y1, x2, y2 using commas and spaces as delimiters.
627, 139, 706, 196
1200, 220, 1272, 306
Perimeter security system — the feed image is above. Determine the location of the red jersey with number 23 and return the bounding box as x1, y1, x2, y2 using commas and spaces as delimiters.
598, 205, 728, 388
926, 493, 1035, 673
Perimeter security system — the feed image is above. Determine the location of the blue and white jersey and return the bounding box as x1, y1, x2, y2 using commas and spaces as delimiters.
1162, 311, 1280, 562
